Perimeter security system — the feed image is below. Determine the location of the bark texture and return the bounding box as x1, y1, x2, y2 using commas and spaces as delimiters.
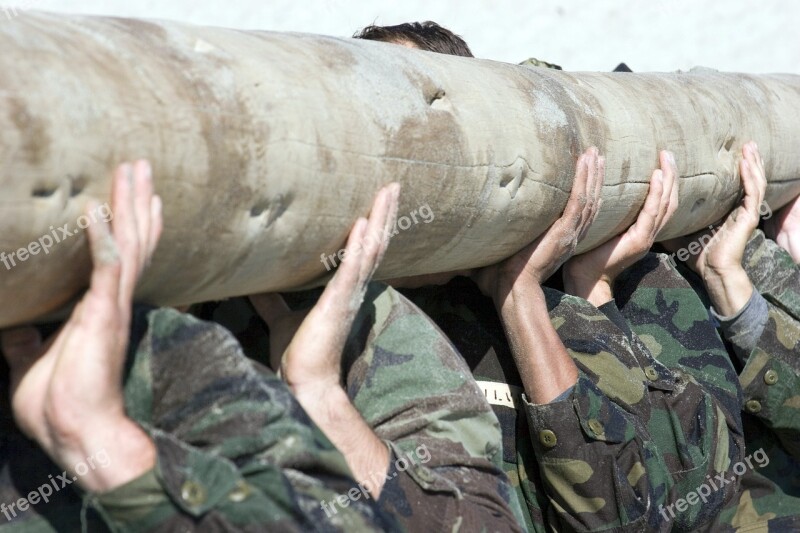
2, 12, 800, 326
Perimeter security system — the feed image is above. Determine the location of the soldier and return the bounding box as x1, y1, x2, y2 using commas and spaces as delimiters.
0, 161, 398, 531
360, 20, 751, 531
399, 146, 754, 532
353, 21, 474, 57
663, 144, 800, 530
185, 21, 527, 531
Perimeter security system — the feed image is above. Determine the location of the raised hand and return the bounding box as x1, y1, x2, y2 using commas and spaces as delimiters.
765, 193, 800, 263
250, 183, 400, 393
564, 150, 678, 306
664, 141, 765, 315
474, 146, 605, 302
1, 161, 162, 492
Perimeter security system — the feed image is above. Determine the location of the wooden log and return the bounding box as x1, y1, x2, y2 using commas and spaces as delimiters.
2, 11, 800, 327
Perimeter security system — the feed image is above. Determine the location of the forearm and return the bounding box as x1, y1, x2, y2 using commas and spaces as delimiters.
295, 385, 390, 496
702, 266, 754, 317
497, 282, 578, 405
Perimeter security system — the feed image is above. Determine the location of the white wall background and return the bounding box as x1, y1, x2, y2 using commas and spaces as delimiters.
10, 0, 800, 72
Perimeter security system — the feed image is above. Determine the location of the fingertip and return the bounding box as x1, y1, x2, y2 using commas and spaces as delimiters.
149, 195, 164, 248
353, 216, 368, 235
134, 159, 152, 179
152, 195, 163, 218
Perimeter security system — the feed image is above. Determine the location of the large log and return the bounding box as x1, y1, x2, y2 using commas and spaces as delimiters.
2, 12, 800, 327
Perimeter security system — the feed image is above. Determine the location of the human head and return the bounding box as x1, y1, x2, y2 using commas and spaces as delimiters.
354, 21, 473, 57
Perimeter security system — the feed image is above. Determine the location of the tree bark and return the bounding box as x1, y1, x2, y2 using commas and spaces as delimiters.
2, 12, 799, 327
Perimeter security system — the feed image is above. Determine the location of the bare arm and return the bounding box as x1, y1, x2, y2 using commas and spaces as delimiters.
474, 148, 604, 404
1, 161, 162, 492
251, 183, 400, 495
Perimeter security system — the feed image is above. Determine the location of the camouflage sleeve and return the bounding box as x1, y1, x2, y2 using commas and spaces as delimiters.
86, 306, 393, 532
343, 283, 526, 532
737, 302, 800, 458
742, 229, 800, 320
521, 375, 653, 532
535, 283, 745, 532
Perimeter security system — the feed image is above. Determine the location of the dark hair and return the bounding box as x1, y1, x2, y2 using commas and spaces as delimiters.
354, 21, 473, 58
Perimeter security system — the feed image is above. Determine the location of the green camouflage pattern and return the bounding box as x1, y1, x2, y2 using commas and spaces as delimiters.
197, 283, 526, 532
402, 254, 746, 532
736, 230, 800, 460
736, 303, 800, 459
666, 229, 800, 529
1, 307, 395, 532
743, 230, 800, 321
736, 232, 800, 499
705, 466, 800, 532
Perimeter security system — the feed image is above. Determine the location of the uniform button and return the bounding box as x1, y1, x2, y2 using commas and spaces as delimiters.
745, 400, 762, 414
539, 430, 557, 448
587, 419, 605, 436
764, 370, 778, 385
228, 480, 252, 503
644, 366, 659, 381
181, 480, 207, 507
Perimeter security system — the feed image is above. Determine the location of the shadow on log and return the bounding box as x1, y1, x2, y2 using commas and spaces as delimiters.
1, 12, 800, 326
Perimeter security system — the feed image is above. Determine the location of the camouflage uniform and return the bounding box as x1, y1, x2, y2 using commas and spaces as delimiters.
737, 229, 800, 458
194, 282, 526, 532
402, 252, 747, 532
0, 306, 395, 532
671, 229, 800, 531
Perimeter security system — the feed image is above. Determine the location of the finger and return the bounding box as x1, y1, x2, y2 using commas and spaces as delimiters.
110, 163, 139, 306
376, 183, 401, 268
147, 195, 164, 261
580, 150, 600, 227
132, 160, 153, 275
594, 154, 605, 209
749, 142, 767, 205
751, 141, 765, 176
361, 184, 400, 281
666, 152, 680, 228
579, 154, 605, 241
634, 168, 664, 239
85, 200, 124, 308
563, 151, 590, 225
318, 217, 368, 316
655, 151, 678, 233
740, 159, 762, 219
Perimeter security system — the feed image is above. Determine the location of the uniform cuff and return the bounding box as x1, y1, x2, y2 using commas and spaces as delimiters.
90, 466, 168, 517
710, 290, 769, 364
